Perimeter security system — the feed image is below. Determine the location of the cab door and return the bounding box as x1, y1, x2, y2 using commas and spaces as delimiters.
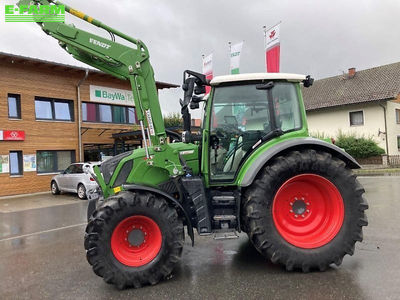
206, 82, 302, 184
208, 83, 272, 183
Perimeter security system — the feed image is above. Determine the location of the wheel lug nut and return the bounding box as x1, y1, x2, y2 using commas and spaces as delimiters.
306, 202, 310, 206
290, 209, 293, 213
301, 197, 304, 200
294, 215, 298, 218
306, 209, 310, 213
290, 202, 293, 206
126, 230, 129, 233
301, 214, 305, 218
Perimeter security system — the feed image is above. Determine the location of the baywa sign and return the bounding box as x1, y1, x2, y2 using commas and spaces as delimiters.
5, 3, 65, 22
90, 85, 135, 107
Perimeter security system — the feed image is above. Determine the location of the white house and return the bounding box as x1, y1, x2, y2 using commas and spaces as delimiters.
302, 65, 400, 156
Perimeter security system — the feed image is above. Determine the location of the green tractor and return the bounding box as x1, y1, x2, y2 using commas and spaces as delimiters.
20, 0, 368, 289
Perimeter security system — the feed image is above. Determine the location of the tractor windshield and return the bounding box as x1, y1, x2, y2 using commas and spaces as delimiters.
209, 82, 301, 182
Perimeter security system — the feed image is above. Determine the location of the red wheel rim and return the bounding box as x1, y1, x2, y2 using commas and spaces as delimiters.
272, 174, 344, 249
111, 215, 162, 267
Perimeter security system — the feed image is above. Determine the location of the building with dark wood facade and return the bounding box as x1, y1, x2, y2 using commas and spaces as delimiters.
0, 52, 178, 196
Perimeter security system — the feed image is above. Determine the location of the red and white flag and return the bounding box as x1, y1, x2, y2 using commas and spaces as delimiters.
264, 23, 280, 73
202, 53, 213, 94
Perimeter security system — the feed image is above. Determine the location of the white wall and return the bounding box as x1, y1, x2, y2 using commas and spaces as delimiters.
306, 102, 389, 153
386, 100, 400, 155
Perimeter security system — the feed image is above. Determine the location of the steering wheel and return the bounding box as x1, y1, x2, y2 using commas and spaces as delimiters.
216, 123, 241, 138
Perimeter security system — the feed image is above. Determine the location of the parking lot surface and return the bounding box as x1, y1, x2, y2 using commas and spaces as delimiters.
0, 176, 399, 299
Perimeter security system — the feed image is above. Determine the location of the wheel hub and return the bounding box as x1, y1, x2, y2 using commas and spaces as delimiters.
272, 174, 344, 249
292, 199, 307, 215
127, 229, 145, 247
111, 215, 162, 267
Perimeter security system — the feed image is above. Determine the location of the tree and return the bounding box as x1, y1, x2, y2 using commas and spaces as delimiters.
163, 112, 183, 128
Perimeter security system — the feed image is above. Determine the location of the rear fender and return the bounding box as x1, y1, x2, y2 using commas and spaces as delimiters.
239, 137, 360, 187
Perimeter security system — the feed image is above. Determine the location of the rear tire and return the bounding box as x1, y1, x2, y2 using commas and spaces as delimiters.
51, 181, 60, 195
77, 184, 87, 200
242, 149, 368, 272
84, 191, 184, 289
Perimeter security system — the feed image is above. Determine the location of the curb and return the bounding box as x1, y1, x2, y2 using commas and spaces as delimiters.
0, 191, 51, 201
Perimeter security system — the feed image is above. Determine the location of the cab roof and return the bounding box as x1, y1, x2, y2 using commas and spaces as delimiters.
210, 73, 307, 85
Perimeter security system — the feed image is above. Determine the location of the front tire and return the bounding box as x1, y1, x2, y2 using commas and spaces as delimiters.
84, 191, 184, 289
242, 149, 368, 272
51, 181, 60, 195
77, 184, 87, 200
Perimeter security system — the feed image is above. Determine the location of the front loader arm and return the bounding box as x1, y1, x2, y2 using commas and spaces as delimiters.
17, 0, 166, 147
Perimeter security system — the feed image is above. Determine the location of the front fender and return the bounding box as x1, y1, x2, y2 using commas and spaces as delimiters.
239, 137, 360, 187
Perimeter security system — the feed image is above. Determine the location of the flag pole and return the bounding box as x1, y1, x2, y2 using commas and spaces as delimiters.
263, 26, 267, 71
228, 41, 231, 74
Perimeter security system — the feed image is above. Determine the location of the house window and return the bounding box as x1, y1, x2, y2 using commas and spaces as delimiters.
82, 102, 97, 122
8, 94, 21, 119
112, 105, 126, 123
349, 111, 364, 126
36, 150, 75, 173
398, 136, 400, 150
99, 104, 112, 123
54, 102, 72, 120
35, 97, 74, 121
396, 109, 400, 124
82, 102, 137, 124
9, 151, 23, 175
127, 107, 136, 124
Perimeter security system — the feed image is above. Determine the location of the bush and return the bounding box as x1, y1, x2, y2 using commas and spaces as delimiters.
164, 112, 182, 128
335, 132, 385, 159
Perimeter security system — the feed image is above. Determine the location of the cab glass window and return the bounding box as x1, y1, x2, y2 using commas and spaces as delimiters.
209, 82, 301, 182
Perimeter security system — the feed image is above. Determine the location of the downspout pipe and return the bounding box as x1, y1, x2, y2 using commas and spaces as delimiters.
77, 69, 89, 162
379, 102, 390, 160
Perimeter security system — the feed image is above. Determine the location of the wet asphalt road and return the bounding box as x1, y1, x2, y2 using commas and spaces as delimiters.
0, 176, 399, 300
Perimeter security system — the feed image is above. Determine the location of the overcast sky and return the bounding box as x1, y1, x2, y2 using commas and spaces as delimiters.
1, 0, 400, 117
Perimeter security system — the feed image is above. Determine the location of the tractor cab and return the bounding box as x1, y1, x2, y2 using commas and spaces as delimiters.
207, 74, 308, 182
182, 72, 313, 185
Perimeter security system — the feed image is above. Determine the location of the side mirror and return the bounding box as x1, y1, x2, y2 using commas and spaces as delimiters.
303, 75, 314, 88
194, 85, 206, 95
190, 95, 204, 110
191, 95, 203, 103
190, 102, 199, 109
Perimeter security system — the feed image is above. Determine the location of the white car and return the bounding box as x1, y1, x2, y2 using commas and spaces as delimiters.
51, 162, 100, 200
